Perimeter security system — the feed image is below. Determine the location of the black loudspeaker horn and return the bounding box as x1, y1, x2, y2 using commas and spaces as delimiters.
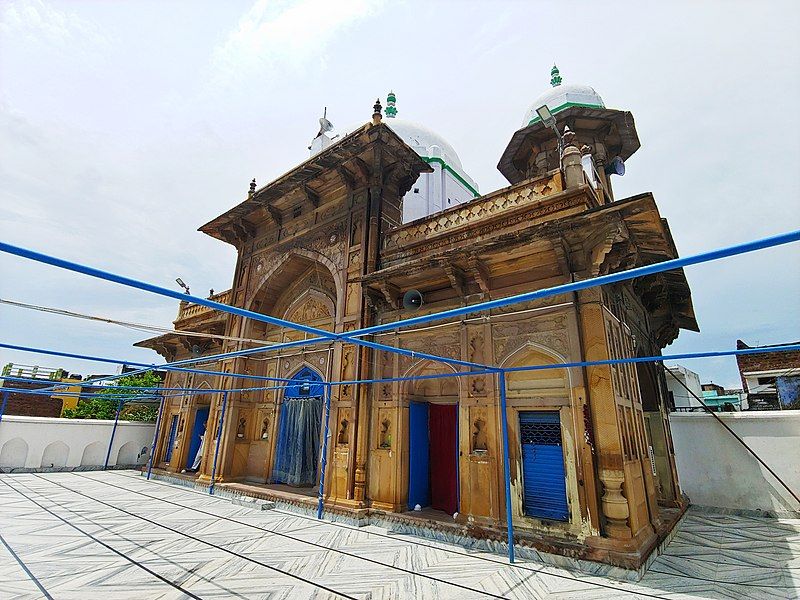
604, 156, 626, 176
402, 289, 424, 310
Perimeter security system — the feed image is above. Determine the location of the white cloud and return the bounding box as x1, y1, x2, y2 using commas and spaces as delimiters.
0, 0, 111, 48
210, 0, 385, 85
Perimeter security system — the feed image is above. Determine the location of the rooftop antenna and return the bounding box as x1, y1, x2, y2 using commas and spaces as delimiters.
316, 107, 333, 137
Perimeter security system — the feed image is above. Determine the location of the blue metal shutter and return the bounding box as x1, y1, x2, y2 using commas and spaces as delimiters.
519, 411, 569, 521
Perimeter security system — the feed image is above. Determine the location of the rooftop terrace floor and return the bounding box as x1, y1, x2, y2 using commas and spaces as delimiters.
0, 471, 797, 599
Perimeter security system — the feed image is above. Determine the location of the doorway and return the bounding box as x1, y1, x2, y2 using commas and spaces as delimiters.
519, 411, 569, 521
186, 406, 209, 471
272, 367, 324, 487
164, 414, 179, 464
408, 402, 458, 515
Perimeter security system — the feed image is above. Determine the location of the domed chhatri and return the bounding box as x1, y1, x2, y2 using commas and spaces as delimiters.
521, 65, 605, 128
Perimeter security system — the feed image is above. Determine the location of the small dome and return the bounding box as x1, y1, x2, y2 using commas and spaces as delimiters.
521, 65, 605, 128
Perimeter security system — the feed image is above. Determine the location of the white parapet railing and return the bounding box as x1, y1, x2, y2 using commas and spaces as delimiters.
0, 415, 155, 472
670, 410, 800, 516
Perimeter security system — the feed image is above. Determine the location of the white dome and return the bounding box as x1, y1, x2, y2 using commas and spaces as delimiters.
521, 82, 605, 128
384, 118, 464, 171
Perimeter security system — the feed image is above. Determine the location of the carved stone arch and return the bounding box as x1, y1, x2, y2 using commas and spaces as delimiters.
282, 288, 335, 325
400, 359, 462, 402
246, 248, 344, 321
499, 341, 572, 399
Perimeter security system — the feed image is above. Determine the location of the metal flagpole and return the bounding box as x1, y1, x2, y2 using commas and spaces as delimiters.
146, 395, 165, 480
498, 369, 516, 563
103, 397, 124, 470
317, 382, 332, 519
209, 391, 229, 495
0, 391, 9, 423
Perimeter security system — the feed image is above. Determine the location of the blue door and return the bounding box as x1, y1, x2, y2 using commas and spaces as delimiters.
165, 415, 179, 463
519, 411, 569, 521
408, 401, 430, 509
186, 406, 209, 470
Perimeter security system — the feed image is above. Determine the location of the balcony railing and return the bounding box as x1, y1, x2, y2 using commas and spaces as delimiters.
176, 289, 231, 322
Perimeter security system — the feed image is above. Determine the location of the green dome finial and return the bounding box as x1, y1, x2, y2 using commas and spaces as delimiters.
385, 90, 397, 118
550, 64, 562, 87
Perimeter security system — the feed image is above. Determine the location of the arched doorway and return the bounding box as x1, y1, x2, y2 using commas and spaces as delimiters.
405, 363, 459, 515
504, 345, 571, 522
271, 366, 324, 487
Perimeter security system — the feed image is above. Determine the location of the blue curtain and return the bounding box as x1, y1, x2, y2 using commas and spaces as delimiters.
272, 395, 323, 486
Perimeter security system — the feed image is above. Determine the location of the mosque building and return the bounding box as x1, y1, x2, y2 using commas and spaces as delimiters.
137, 66, 697, 573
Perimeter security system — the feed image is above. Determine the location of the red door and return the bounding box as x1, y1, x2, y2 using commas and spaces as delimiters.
428, 404, 458, 514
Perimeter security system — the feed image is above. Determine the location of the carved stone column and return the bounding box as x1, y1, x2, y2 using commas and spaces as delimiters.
576, 287, 633, 540
599, 469, 631, 538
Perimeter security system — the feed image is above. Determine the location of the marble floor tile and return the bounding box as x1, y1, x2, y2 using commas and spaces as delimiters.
1, 471, 798, 600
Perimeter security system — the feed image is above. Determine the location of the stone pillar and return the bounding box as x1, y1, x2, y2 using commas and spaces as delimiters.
576, 287, 632, 539
562, 128, 584, 190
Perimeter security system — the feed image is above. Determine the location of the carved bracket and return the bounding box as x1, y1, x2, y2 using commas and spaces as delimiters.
467, 254, 491, 294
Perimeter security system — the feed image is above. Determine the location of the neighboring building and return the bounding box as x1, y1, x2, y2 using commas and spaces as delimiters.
665, 365, 703, 411
700, 389, 743, 412
0, 363, 80, 417
137, 67, 698, 570
736, 340, 800, 410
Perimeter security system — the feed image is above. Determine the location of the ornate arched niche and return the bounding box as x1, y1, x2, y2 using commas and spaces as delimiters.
402, 361, 461, 405
503, 344, 570, 403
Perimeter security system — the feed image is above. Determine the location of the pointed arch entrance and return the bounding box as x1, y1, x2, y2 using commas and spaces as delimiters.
272, 366, 324, 487
405, 362, 460, 515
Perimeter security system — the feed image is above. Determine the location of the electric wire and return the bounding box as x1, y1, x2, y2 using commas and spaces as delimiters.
0, 296, 284, 347
663, 363, 800, 503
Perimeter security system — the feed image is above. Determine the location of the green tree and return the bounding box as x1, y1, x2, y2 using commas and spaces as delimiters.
63, 372, 162, 422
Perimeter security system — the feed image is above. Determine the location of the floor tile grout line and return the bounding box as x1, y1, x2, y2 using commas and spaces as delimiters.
79, 470, 673, 599
0, 477, 204, 600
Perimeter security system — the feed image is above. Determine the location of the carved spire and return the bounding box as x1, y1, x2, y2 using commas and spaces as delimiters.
550, 64, 562, 87
372, 98, 383, 125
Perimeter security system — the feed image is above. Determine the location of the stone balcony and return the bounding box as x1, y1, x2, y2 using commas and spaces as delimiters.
175, 289, 231, 324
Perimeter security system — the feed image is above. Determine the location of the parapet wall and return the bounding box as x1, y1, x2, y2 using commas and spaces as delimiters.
0, 415, 155, 472
670, 411, 800, 516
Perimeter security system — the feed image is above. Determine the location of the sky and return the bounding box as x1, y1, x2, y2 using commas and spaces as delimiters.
0, 0, 798, 388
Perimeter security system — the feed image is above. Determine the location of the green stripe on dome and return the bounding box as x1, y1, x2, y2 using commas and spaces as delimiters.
419, 157, 480, 197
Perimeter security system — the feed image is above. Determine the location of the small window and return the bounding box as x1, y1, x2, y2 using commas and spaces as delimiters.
757, 376, 777, 386
292, 206, 301, 218
413, 188, 420, 194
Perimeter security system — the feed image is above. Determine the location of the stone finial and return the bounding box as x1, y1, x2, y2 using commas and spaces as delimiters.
550, 64, 562, 87
580, 144, 593, 156
249, 178, 256, 196
562, 125, 576, 147
209, 288, 214, 298
372, 98, 383, 125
